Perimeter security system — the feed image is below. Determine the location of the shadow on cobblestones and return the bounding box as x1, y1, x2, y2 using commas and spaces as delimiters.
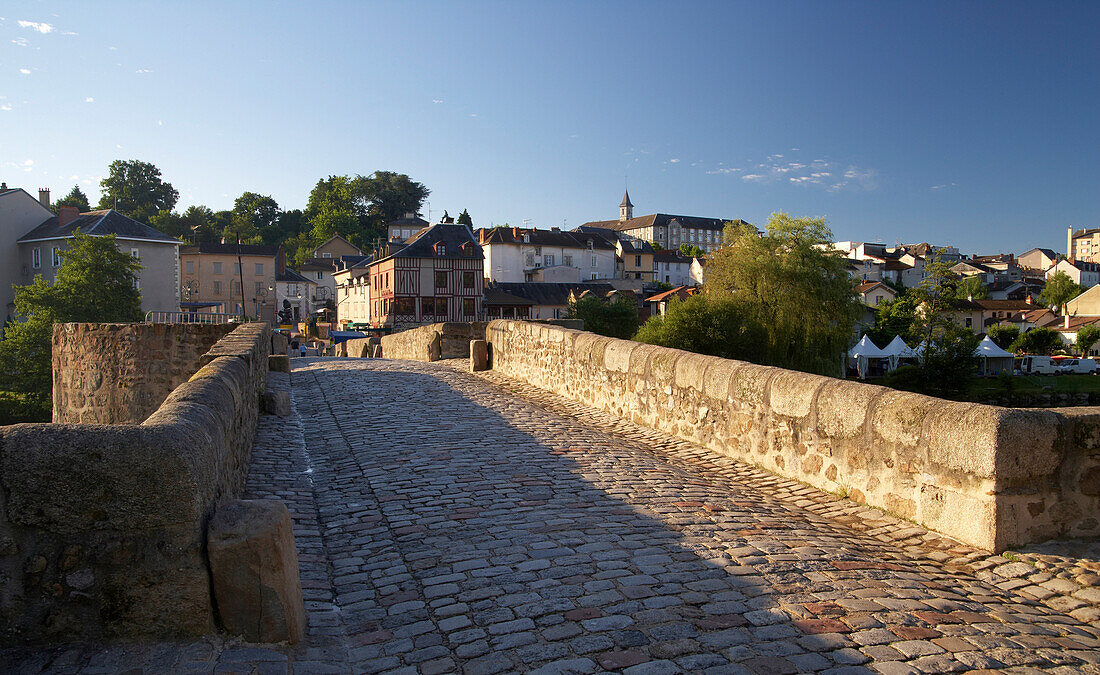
4, 359, 1099, 674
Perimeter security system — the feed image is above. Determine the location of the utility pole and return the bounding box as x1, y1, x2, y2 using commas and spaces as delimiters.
236, 236, 246, 320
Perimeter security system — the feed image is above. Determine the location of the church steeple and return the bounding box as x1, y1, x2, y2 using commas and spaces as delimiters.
619, 188, 633, 222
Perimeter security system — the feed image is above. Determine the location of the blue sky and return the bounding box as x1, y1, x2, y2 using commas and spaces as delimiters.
2, 1, 1097, 254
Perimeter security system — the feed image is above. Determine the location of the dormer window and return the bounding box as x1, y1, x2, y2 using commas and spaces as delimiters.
435, 242, 447, 256
587, 239, 593, 250
522, 234, 530, 243
460, 241, 473, 256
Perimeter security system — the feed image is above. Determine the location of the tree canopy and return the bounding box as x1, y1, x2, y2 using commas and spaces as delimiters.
1076, 325, 1100, 357
97, 159, 179, 222
1039, 271, 1084, 311
701, 213, 861, 374
566, 295, 639, 340
54, 185, 90, 213
1009, 327, 1064, 356
457, 209, 473, 226
954, 275, 989, 300
0, 232, 144, 415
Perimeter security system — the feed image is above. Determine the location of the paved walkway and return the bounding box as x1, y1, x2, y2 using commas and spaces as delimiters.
5, 358, 1100, 674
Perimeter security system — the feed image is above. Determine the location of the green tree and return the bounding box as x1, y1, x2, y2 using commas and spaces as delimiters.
97, 159, 179, 222
634, 294, 767, 362
362, 171, 430, 227
304, 172, 430, 250
231, 192, 280, 243
865, 292, 918, 346
987, 324, 1021, 350
181, 205, 218, 243
703, 213, 861, 375
566, 294, 639, 339
955, 275, 989, 300
679, 243, 705, 258
1009, 327, 1064, 356
148, 210, 190, 240
1076, 325, 1100, 357
456, 209, 473, 226
54, 185, 90, 213
0, 232, 144, 416
909, 253, 979, 397
1039, 271, 1085, 311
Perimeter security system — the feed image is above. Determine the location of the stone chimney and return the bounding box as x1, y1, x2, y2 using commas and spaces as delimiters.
1068, 227, 1075, 263
38, 188, 50, 208
0, 182, 7, 191
58, 205, 79, 227
1065, 314, 1071, 329
512, 227, 519, 239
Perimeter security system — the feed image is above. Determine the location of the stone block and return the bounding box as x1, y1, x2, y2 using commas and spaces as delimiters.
262, 390, 292, 417
271, 331, 288, 356
207, 500, 306, 644
269, 354, 290, 373
470, 340, 489, 372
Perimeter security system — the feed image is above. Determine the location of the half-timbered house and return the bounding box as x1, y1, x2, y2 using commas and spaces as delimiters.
368, 223, 485, 328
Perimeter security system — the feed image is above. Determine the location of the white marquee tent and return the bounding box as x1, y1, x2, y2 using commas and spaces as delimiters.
848, 335, 887, 379
880, 335, 919, 371
974, 335, 1016, 376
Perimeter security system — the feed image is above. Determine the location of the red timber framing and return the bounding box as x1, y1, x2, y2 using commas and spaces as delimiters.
369, 252, 484, 328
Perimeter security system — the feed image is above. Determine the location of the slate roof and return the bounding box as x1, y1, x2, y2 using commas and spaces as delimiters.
653, 251, 694, 264
491, 282, 616, 307
180, 242, 280, 256
619, 239, 654, 254
375, 223, 483, 263
278, 267, 313, 284
298, 257, 338, 272
483, 287, 535, 306
18, 209, 181, 244
479, 226, 615, 250
581, 213, 739, 234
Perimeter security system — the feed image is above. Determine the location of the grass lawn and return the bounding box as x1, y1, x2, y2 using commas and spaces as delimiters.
967, 373, 1100, 396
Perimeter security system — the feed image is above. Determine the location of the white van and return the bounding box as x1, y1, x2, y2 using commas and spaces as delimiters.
1018, 355, 1058, 375
1057, 358, 1098, 375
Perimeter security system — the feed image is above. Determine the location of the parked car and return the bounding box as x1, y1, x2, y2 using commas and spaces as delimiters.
1057, 358, 1098, 375
1017, 355, 1059, 375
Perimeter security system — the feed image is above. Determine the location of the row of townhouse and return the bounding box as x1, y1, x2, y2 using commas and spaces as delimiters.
1, 183, 368, 330
1, 186, 182, 326
333, 193, 732, 330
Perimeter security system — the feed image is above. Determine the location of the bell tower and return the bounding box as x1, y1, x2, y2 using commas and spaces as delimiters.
619, 189, 633, 222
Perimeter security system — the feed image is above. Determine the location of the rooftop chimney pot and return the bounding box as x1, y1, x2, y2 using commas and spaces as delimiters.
38, 188, 50, 208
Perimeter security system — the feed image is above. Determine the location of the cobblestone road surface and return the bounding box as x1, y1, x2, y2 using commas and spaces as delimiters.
5, 357, 1100, 674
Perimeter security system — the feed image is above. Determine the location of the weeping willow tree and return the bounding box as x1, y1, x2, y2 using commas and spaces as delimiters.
699, 213, 861, 375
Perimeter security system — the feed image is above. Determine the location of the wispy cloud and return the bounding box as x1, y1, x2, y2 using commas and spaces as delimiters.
19, 68, 30, 75
432, 98, 443, 104
17, 20, 53, 34
0, 104, 12, 112
930, 182, 957, 190
135, 68, 152, 74
711, 151, 878, 192
84, 97, 94, 103
12, 37, 29, 47
669, 158, 680, 163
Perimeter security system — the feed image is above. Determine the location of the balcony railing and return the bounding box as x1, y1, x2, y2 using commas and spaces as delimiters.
145, 311, 238, 325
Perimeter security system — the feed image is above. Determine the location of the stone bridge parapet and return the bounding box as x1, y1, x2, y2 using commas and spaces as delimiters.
485, 319, 1100, 552
0, 322, 271, 643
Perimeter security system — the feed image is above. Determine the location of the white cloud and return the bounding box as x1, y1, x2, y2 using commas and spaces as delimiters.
715, 150, 877, 192
0, 104, 11, 111
17, 20, 53, 34
85, 97, 94, 103
930, 182, 957, 190
469, 113, 477, 117
19, 68, 30, 75
705, 167, 743, 175
69, 174, 78, 180
432, 98, 443, 104
12, 37, 29, 47
669, 158, 680, 163
136, 68, 152, 74
61, 30, 76, 36
157, 120, 163, 126
108, 46, 117, 51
